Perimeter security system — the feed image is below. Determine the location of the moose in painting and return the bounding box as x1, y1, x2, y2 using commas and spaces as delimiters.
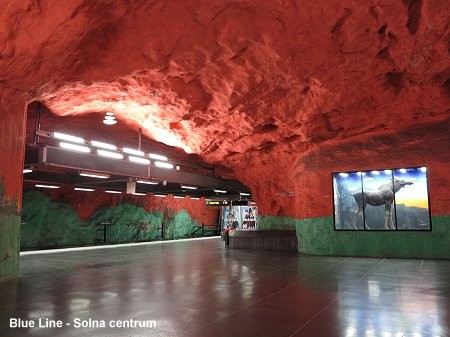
353, 179, 413, 229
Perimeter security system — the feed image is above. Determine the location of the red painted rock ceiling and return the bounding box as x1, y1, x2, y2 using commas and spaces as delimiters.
1, 0, 449, 217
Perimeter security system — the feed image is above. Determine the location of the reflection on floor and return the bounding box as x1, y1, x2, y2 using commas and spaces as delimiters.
0, 238, 449, 337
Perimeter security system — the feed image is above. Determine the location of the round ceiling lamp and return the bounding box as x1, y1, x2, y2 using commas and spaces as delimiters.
103, 119, 117, 125
103, 111, 117, 125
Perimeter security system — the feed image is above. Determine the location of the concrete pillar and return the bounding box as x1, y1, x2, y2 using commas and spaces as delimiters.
0, 88, 27, 281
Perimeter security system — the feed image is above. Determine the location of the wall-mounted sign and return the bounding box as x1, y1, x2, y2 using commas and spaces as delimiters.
206, 200, 230, 207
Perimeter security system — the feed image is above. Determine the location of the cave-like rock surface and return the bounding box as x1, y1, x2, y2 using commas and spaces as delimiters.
1, 0, 449, 217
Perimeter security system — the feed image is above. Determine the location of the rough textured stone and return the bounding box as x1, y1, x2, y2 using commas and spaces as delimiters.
296, 215, 450, 259
21, 190, 217, 248
0, 0, 449, 219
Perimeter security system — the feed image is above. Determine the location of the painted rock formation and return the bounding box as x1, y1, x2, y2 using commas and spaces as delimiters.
1, 0, 449, 218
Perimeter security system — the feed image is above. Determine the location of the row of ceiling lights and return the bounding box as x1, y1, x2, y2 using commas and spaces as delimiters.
33, 183, 202, 199
26, 130, 252, 198
31, 183, 250, 199
51, 131, 175, 169
30, 178, 251, 198
337, 167, 427, 177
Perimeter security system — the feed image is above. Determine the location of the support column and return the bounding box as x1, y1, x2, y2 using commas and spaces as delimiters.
0, 89, 27, 281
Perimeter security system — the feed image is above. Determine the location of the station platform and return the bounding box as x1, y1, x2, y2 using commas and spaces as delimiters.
0, 237, 449, 336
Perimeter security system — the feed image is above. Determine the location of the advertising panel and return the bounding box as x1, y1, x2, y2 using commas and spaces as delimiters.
221, 206, 259, 230
333, 167, 431, 231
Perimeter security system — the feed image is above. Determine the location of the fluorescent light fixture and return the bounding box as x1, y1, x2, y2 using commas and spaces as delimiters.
98, 149, 123, 159
79, 171, 110, 179
91, 140, 117, 150
137, 180, 159, 185
339, 173, 349, 177
181, 185, 197, 190
104, 116, 116, 120
103, 119, 117, 125
23, 169, 33, 174
74, 187, 95, 192
53, 132, 85, 144
105, 190, 122, 194
149, 153, 168, 161
59, 142, 91, 153
131, 192, 146, 196
371, 171, 380, 175
420, 167, 427, 172
128, 156, 150, 165
123, 148, 145, 156
190, 197, 200, 200
174, 195, 185, 199
214, 189, 227, 193
155, 161, 174, 169
399, 168, 407, 173
105, 112, 115, 116
240, 192, 250, 196
154, 194, 167, 198
35, 184, 60, 189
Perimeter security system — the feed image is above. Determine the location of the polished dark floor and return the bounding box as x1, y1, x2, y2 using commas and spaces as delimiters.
1, 238, 449, 337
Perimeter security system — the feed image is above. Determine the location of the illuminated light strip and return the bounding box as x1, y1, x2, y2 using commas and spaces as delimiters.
239, 192, 250, 196
173, 195, 185, 199
105, 112, 115, 116
137, 180, 159, 185
214, 189, 227, 193
104, 116, 116, 120
190, 197, 200, 200
154, 194, 167, 198
132, 192, 146, 196
129, 156, 150, 165
98, 149, 123, 159
79, 171, 110, 179
23, 169, 33, 174
123, 148, 145, 156
36, 184, 60, 189
54, 132, 85, 144
155, 161, 174, 169
181, 185, 198, 190
149, 153, 168, 161
20, 237, 220, 255
74, 187, 95, 192
105, 190, 122, 194
181, 185, 197, 190
59, 142, 91, 153
91, 140, 117, 150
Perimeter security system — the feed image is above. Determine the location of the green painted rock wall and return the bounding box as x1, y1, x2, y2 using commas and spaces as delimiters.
0, 214, 20, 280
295, 215, 450, 259
21, 191, 214, 249
257, 216, 297, 230
0, 177, 21, 280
